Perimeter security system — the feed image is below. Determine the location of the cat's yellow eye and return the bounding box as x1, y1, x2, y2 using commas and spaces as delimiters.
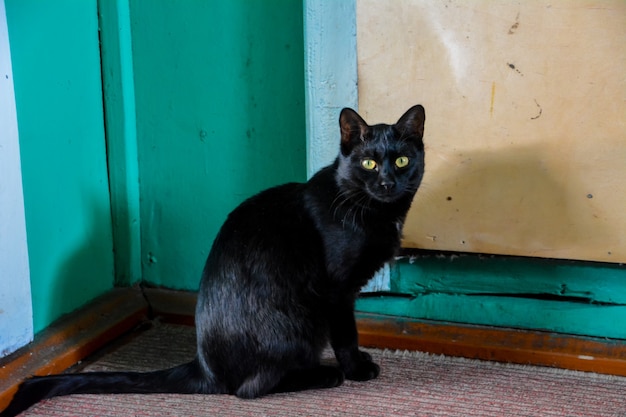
395, 156, 410, 168
361, 159, 378, 170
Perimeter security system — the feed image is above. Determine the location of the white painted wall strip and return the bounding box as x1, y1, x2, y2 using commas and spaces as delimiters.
303, 1, 389, 292
303, 0, 358, 177
0, 0, 33, 357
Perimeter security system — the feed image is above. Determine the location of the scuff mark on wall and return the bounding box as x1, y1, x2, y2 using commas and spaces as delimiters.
531, 99, 543, 120
507, 62, 524, 76
508, 12, 520, 34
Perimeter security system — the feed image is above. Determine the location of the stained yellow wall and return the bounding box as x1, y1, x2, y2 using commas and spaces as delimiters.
357, 0, 625, 263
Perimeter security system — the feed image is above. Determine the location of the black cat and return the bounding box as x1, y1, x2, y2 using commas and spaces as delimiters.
1, 105, 425, 416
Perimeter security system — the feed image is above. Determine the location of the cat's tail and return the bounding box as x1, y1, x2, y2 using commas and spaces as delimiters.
0, 358, 219, 417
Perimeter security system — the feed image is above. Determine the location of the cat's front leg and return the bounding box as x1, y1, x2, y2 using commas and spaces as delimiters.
329, 303, 380, 381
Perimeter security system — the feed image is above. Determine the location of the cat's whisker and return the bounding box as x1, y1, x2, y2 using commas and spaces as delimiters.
331, 188, 373, 228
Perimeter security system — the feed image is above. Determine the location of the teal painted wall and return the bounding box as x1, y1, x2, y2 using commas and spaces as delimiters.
129, 0, 306, 289
5, 0, 115, 333
3, 0, 306, 335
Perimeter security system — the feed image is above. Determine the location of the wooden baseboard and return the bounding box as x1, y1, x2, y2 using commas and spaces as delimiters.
356, 313, 626, 376
143, 287, 197, 326
2, 287, 625, 410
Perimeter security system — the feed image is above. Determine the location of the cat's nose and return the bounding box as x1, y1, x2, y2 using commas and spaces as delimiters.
380, 180, 395, 190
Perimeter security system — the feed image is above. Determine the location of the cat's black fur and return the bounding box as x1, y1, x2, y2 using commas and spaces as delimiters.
1, 105, 425, 416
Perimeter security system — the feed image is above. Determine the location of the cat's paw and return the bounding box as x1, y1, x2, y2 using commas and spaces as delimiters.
316, 366, 345, 388
357, 350, 373, 362
335, 348, 380, 381
343, 355, 380, 381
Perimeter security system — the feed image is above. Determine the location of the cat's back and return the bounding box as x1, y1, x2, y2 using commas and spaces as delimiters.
201, 178, 328, 280
218, 181, 310, 238
214, 166, 338, 243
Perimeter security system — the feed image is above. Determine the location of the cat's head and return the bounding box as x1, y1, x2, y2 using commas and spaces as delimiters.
336, 105, 426, 204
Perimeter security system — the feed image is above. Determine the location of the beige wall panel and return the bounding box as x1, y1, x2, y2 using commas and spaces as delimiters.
357, 0, 625, 263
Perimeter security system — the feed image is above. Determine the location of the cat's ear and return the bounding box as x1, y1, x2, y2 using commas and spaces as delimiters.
395, 105, 426, 141
339, 108, 369, 156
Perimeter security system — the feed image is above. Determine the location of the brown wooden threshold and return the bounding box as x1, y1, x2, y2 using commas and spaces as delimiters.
2, 287, 625, 410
